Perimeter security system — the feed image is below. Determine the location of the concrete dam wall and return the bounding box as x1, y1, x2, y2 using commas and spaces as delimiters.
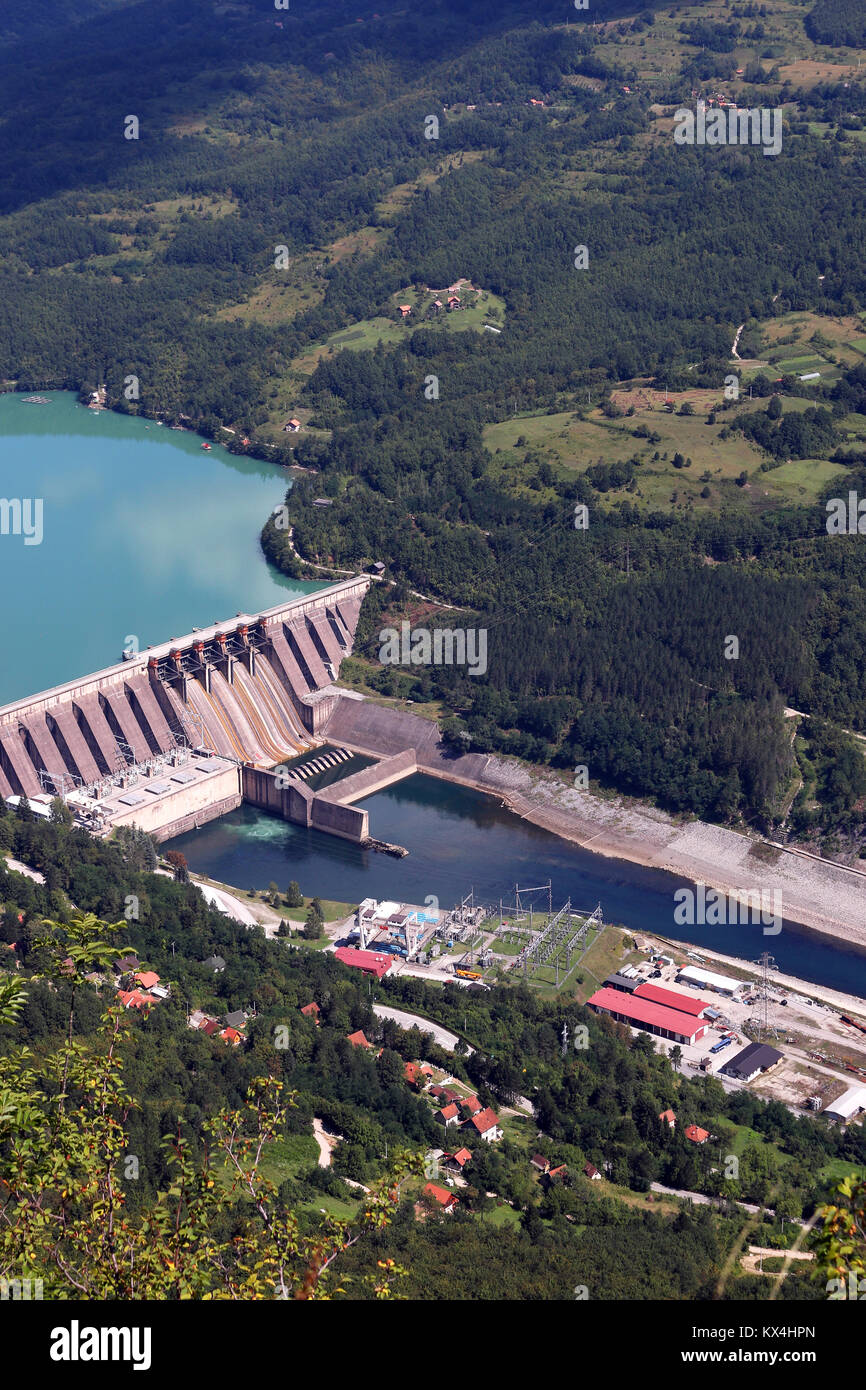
0, 578, 370, 814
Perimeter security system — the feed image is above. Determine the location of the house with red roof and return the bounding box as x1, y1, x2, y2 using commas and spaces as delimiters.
659, 1108, 677, 1129
467, 1108, 502, 1142
422, 1183, 459, 1214
117, 989, 151, 1011
300, 1002, 320, 1022
404, 1061, 423, 1086
685, 1124, 710, 1145
531, 1154, 550, 1174
443, 1148, 472, 1173
583, 1162, 602, 1181
398, 304, 412, 318
135, 971, 160, 991
460, 1095, 482, 1116
436, 1103, 460, 1129
220, 1026, 243, 1047
347, 1029, 372, 1049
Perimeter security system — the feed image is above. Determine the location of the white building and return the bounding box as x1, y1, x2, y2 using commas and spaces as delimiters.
676, 964, 743, 997
825, 1086, 866, 1122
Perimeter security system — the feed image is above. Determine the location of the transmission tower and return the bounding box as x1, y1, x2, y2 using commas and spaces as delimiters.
754, 951, 777, 1040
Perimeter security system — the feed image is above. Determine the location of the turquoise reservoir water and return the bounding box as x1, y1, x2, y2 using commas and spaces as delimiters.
0, 392, 319, 704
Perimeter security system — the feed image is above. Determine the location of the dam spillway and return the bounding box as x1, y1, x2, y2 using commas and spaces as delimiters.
0, 577, 372, 840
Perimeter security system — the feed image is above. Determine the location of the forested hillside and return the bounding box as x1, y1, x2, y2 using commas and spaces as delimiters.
2, 0, 866, 850
0, 798, 858, 1298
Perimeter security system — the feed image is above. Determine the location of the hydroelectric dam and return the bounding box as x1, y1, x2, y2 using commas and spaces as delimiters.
0, 577, 417, 846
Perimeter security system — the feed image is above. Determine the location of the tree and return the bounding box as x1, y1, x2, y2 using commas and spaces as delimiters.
302, 904, 324, 940
767, 394, 782, 420
164, 850, 189, 883
0, 915, 421, 1299
285, 881, 304, 908
669, 1045, 683, 1072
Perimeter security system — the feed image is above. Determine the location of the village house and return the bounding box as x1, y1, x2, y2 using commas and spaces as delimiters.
398, 304, 411, 319
460, 1095, 482, 1117
422, 1183, 459, 1214
300, 1002, 321, 1023
685, 1125, 710, 1145
583, 1162, 602, 1181
202, 955, 226, 973
220, 1026, 243, 1047
659, 1108, 677, 1129
346, 1029, 372, 1048
467, 1107, 502, 1143
436, 1102, 460, 1130
531, 1154, 550, 1175
442, 1148, 472, 1175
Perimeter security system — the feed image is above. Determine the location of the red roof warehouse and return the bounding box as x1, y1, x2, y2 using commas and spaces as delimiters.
587, 987, 709, 1044
632, 982, 710, 1017
334, 946, 393, 980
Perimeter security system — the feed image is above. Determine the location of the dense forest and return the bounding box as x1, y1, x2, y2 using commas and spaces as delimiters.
806, 0, 866, 48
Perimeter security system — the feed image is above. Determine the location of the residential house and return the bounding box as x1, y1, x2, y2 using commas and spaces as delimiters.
436, 1103, 460, 1129
460, 1095, 482, 1117
530, 1154, 550, 1175
547, 1164, 568, 1184
224, 1010, 246, 1031
583, 1163, 602, 1181
347, 1029, 372, 1049
202, 955, 226, 973
300, 1002, 321, 1022
117, 989, 151, 1012
398, 304, 411, 319
220, 1027, 243, 1047
422, 1183, 459, 1214
659, 1108, 677, 1129
467, 1108, 502, 1143
442, 1148, 472, 1174
135, 971, 160, 991
685, 1125, 710, 1145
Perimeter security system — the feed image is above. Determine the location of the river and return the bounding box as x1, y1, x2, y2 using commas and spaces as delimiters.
167, 772, 866, 998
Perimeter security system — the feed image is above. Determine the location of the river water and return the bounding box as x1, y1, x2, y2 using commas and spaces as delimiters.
168, 773, 866, 998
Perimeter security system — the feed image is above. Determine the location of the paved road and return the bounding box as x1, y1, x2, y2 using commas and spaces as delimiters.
373, 1004, 465, 1052
651, 1182, 803, 1225
196, 881, 259, 927
4, 857, 45, 884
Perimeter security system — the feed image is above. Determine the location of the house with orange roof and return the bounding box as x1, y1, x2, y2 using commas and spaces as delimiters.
301, 1002, 320, 1022
460, 1095, 482, 1116
220, 1026, 243, 1047
436, 1103, 460, 1129
135, 971, 160, 991
398, 304, 411, 318
467, 1107, 502, 1143
685, 1124, 710, 1145
659, 1108, 677, 1129
422, 1183, 459, 1213
443, 1147, 472, 1173
347, 1029, 372, 1048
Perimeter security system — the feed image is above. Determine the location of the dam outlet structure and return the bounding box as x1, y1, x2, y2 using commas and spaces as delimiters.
0, 577, 421, 845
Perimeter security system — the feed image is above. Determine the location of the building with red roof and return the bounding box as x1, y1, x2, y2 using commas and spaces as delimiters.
587, 987, 708, 1045
117, 989, 151, 1011
633, 981, 709, 1017
220, 1027, 243, 1046
659, 1108, 677, 1129
404, 1061, 423, 1086
347, 1029, 372, 1048
685, 1124, 710, 1145
334, 946, 393, 980
437, 1103, 460, 1128
460, 1095, 482, 1116
300, 1002, 320, 1021
135, 970, 160, 990
423, 1183, 458, 1213
443, 1148, 472, 1172
468, 1108, 502, 1142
